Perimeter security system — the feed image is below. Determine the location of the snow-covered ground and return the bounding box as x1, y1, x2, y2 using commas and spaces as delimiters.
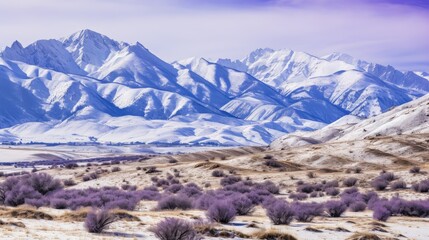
0, 144, 231, 163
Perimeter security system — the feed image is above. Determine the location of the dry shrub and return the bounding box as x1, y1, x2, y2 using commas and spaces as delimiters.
347, 232, 382, 240
195, 222, 249, 238
110, 209, 140, 221
59, 209, 89, 221
253, 229, 298, 240
0, 219, 26, 228
5, 207, 53, 220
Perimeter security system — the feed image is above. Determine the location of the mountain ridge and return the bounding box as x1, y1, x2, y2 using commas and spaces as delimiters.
0, 29, 427, 145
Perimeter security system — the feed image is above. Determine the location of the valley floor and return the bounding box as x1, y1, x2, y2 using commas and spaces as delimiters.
0, 134, 428, 239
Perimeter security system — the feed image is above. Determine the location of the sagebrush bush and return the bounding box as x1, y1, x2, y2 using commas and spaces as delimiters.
84, 209, 117, 233
263, 181, 280, 194
63, 179, 76, 187
390, 180, 407, 190
325, 187, 340, 197
296, 184, 315, 194
292, 202, 323, 222
289, 192, 308, 201
325, 200, 347, 217
111, 167, 121, 172
343, 177, 358, 187
230, 194, 254, 215
206, 200, 236, 224
211, 170, 225, 178
150, 218, 198, 240
349, 201, 367, 212
411, 180, 429, 193
220, 176, 242, 186
372, 205, 390, 222
165, 184, 184, 194
157, 195, 193, 210
379, 172, 396, 182
323, 180, 339, 189
265, 200, 294, 225
371, 178, 388, 191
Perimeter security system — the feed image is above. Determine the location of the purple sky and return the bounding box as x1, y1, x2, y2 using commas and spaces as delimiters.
0, 0, 428, 71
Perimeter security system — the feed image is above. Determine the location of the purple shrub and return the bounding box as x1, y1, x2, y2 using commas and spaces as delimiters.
390, 180, 407, 190
342, 187, 359, 195
349, 201, 367, 212
371, 178, 389, 191
325, 200, 347, 217
84, 209, 117, 233
178, 185, 202, 198
230, 194, 254, 215
194, 193, 217, 210
292, 202, 323, 222
211, 170, 225, 177
150, 218, 197, 240
220, 176, 242, 186
323, 180, 339, 189
206, 200, 236, 224
26, 173, 63, 195
25, 198, 48, 208
246, 189, 272, 205
4, 185, 42, 206
325, 187, 340, 197
63, 179, 76, 187
373, 205, 391, 222
379, 172, 396, 182
254, 181, 280, 194
411, 180, 429, 193
157, 195, 193, 210
343, 177, 358, 187
50, 198, 69, 209
223, 182, 251, 193
265, 200, 294, 225
289, 192, 308, 201
138, 190, 161, 201
297, 184, 314, 193
156, 179, 170, 187
165, 184, 184, 194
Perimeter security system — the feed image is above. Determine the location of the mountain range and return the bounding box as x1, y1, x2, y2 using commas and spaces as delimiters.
0, 29, 427, 145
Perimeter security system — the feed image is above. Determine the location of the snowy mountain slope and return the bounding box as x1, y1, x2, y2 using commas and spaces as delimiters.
270, 93, 429, 150
217, 48, 428, 118
0, 30, 427, 145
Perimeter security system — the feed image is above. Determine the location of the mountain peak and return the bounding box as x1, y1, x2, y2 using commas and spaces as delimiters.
62, 29, 127, 73
11, 40, 23, 50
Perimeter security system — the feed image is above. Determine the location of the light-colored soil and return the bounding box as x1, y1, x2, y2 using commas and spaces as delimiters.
0, 134, 428, 239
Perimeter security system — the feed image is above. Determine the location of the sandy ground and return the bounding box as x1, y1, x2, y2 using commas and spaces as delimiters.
0, 134, 428, 239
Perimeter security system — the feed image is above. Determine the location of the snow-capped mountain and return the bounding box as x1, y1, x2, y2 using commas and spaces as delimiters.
0, 30, 427, 145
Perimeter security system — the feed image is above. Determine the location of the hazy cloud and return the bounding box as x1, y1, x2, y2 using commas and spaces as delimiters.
0, 0, 427, 71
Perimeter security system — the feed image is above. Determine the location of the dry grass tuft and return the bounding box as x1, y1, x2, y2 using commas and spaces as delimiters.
194, 222, 250, 238
253, 229, 298, 240
58, 209, 89, 222
347, 232, 382, 240
0, 207, 54, 220
0, 219, 26, 228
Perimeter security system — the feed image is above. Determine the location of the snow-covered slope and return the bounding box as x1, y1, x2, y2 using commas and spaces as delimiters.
270, 93, 429, 150
0, 30, 427, 145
